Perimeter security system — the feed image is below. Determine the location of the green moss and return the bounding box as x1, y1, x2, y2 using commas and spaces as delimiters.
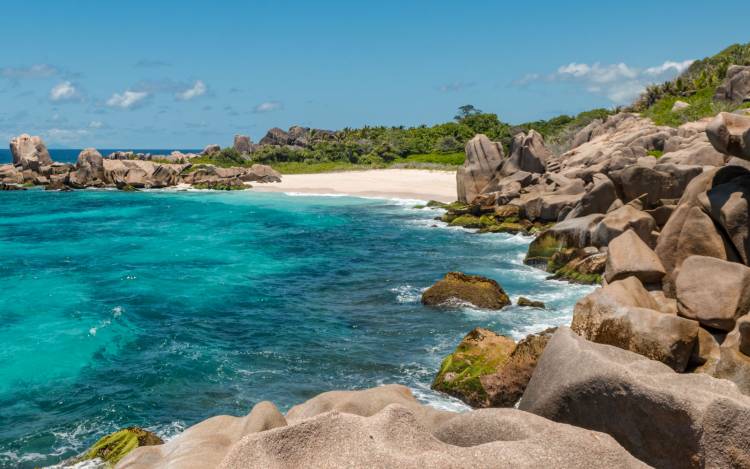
480, 222, 527, 234
80, 427, 163, 465
449, 214, 484, 228
648, 150, 664, 158
525, 232, 565, 263
119, 184, 138, 192
192, 182, 247, 191
552, 265, 602, 285
432, 329, 515, 405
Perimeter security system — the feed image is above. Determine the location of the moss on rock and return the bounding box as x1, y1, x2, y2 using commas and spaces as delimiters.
422, 272, 511, 309
432, 327, 516, 407
78, 427, 163, 466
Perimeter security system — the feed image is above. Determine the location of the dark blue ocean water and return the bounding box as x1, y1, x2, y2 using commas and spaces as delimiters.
0, 189, 592, 467
0, 149, 200, 164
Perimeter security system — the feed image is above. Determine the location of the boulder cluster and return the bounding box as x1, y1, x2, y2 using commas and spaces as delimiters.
427, 105, 750, 465
1, 134, 281, 190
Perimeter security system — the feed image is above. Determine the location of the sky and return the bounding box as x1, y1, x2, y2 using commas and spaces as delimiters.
1, 0, 748, 148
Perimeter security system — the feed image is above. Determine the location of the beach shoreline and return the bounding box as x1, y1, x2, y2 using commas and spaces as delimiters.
252, 168, 457, 203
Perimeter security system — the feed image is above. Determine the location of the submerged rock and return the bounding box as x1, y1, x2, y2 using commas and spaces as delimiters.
421, 272, 510, 309
517, 297, 545, 308
432, 328, 515, 407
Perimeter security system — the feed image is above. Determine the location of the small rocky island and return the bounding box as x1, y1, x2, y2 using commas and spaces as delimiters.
1, 134, 282, 191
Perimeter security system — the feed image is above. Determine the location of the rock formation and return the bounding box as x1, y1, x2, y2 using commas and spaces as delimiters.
118, 385, 645, 469
520, 327, 750, 469
456, 135, 505, 203
2, 134, 282, 191
714, 65, 750, 103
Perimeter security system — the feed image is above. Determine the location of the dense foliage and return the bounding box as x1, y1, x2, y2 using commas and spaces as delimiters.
195, 106, 614, 172
634, 42, 750, 126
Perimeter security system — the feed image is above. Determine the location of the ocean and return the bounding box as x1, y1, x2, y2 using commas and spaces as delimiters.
0, 188, 593, 467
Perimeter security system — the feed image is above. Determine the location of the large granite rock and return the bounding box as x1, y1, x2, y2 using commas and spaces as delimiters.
422, 272, 510, 309
571, 276, 699, 371
656, 166, 750, 294
520, 327, 750, 469
9, 134, 52, 172
714, 65, 750, 103
609, 164, 701, 208
502, 130, 549, 175
715, 315, 750, 395
120, 385, 645, 469
565, 173, 618, 219
699, 166, 750, 264
102, 160, 187, 188
590, 204, 656, 247
233, 135, 253, 153
201, 144, 221, 155
480, 328, 556, 407
676, 255, 750, 331
0, 164, 23, 184
68, 148, 105, 188
604, 229, 666, 284
432, 328, 516, 407
259, 127, 292, 146
457, 134, 504, 203
706, 112, 750, 160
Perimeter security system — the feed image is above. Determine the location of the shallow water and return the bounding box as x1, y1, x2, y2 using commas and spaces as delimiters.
0, 189, 593, 467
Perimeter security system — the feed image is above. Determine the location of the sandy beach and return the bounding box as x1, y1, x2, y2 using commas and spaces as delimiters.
253, 169, 458, 202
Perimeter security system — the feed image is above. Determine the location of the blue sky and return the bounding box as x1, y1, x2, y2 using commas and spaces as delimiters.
1, 0, 748, 148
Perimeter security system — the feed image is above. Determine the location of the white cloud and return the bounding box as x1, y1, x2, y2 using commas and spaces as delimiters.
253, 101, 283, 113
49, 81, 80, 101
106, 90, 149, 109
519, 58, 695, 105
644, 59, 694, 76
89, 120, 103, 129
556, 62, 638, 84
176, 80, 207, 101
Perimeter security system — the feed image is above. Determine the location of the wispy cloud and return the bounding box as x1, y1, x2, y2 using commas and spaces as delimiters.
89, 120, 104, 129
1, 64, 59, 80
106, 90, 149, 109
515, 59, 694, 104
438, 81, 476, 93
134, 59, 171, 68
49, 81, 81, 102
176, 80, 207, 101
44, 127, 90, 143
253, 101, 283, 113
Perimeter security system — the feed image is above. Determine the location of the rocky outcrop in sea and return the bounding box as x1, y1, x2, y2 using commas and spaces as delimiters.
0, 135, 281, 191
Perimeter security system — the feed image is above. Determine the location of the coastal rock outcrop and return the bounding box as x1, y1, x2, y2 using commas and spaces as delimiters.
68, 148, 105, 188
706, 112, 750, 159
9, 134, 52, 172
520, 327, 750, 469
233, 135, 254, 154
457, 135, 504, 203
676, 255, 750, 331
502, 130, 549, 175
120, 385, 645, 469
421, 272, 510, 309
714, 65, 750, 103
604, 229, 666, 284
571, 276, 699, 371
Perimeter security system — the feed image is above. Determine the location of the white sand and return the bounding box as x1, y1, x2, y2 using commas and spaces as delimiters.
252, 169, 458, 202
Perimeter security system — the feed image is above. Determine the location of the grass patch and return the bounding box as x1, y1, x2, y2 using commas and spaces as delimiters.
641, 87, 738, 127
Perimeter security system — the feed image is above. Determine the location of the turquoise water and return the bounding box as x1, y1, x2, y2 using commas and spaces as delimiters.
0, 189, 592, 467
